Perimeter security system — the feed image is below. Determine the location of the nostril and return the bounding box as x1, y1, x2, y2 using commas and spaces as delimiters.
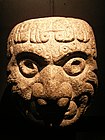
57, 97, 70, 107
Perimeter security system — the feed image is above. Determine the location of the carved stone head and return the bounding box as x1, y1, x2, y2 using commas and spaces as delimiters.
7, 17, 98, 127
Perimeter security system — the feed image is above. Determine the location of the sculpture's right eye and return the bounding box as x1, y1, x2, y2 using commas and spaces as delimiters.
19, 59, 38, 78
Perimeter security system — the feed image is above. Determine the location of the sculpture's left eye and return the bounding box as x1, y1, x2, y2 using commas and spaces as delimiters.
19, 59, 38, 78
63, 58, 85, 76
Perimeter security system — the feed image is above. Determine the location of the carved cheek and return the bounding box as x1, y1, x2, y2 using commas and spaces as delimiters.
62, 57, 97, 100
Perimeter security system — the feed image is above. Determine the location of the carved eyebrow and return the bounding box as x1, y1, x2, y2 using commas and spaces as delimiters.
16, 52, 48, 67
54, 51, 88, 66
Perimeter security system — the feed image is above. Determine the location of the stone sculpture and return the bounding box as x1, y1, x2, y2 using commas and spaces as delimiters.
7, 17, 98, 127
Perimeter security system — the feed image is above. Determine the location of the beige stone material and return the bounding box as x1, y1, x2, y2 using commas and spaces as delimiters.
7, 17, 98, 127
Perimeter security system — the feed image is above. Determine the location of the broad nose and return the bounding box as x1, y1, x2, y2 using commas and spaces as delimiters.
32, 65, 73, 100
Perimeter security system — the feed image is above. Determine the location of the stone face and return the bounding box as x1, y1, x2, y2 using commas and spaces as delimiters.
7, 17, 98, 127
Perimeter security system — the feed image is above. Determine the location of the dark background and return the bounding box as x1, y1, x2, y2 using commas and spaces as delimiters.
0, 0, 105, 139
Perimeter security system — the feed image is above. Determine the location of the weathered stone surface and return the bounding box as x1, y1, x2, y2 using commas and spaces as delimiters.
7, 17, 98, 127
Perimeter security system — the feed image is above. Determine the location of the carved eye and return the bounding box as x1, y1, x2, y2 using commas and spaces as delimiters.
63, 58, 85, 76
19, 59, 38, 78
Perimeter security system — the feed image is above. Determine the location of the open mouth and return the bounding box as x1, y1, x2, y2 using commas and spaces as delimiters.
27, 93, 89, 127
29, 97, 76, 122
